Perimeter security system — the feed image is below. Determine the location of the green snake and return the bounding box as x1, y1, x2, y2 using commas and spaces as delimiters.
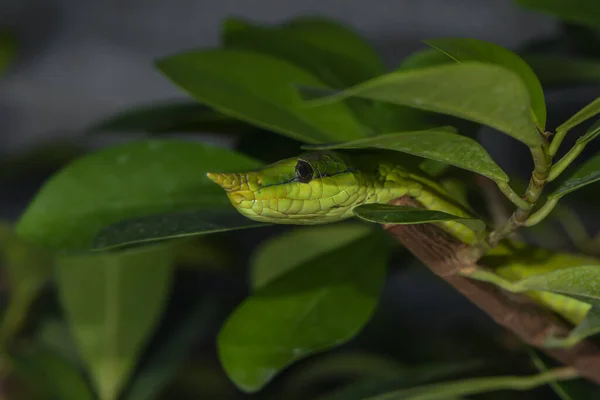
208, 150, 596, 327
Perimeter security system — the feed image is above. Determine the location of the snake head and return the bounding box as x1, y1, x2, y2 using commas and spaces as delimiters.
207, 151, 360, 224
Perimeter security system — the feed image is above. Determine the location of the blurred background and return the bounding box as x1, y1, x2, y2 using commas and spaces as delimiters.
1, 1, 600, 399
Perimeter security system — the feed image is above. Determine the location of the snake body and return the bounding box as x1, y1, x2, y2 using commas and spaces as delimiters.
208, 150, 595, 325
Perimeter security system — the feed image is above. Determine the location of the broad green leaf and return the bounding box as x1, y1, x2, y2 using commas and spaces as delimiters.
352, 204, 486, 235
0, 224, 53, 346
250, 224, 373, 290
305, 129, 509, 182
557, 97, 600, 135
549, 154, 600, 199
515, 0, 600, 29
15, 140, 261, 251
156, 49, 367, 144
91, 101, 255, 135
523, 55, 600, 85
425, 38, 546, 129
0, 30, 15, 76
301, 63, 542, 147
222, 18, 380, 86
11, 344, 95, 400
56, 244, 174, 400
123, 297, 218, 400
92, 209, 267, 250
363, 368, 578, 400
279, 16, 385, 78
218, 232, 390, 392
321, 360, 489, 400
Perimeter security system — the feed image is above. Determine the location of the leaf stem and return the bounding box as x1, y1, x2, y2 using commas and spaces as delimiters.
548, 141, 586, 182
523, 198, 559, 227
549, 128, 568, 157
496, 182, 531, 210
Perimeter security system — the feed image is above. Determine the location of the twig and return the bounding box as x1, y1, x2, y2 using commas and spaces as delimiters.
384, 196, 600, 385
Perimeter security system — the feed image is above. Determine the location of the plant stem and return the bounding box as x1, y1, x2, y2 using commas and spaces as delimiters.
548, 141, 585, 181
549, 128, 568, 157
523, 198, 559, 227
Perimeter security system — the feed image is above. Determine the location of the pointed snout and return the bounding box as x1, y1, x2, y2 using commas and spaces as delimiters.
206, 172, 241, 192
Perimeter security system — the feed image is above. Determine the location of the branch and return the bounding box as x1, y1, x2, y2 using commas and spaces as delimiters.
384, 196, 600, 385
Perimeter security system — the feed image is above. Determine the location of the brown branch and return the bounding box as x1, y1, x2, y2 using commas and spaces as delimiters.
385, 196, 600, 385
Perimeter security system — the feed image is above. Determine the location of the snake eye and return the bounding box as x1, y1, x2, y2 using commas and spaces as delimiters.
295, 160, 314, 183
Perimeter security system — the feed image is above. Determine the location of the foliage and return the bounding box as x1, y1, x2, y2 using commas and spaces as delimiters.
1, 2, 600, 400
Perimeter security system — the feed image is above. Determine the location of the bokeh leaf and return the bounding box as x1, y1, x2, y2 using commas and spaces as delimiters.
11, 344, 95, 400
156, 49, 367, 144
93, 209, 267, 250
549, 153, 600, 200
91, 101, 255, 135
301, 63, 542, 147
218, 232, 390, 392
523, 55, 600, 85
123, 296, 219, 400
56, 244, 174, 400
305, 129, 509, 182
15, 140, 261, 251
515, 0, 600, 29
0, 30, 16, 76
556, 96, 600, 136
250, 224, 373, 290
425, 38, 546, 128
398, 48, 453, 70
352, 204, 486, 235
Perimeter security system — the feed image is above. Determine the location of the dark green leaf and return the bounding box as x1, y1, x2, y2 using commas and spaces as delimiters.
556, 97, 600, 135
363, 368, 578, 400
218, 232, 390, 392
156, 49, 367, 144
425, 38, 546, 128
91, 101, 255, 135
549, 154, 600, 199
0, 30, 16, 75
301, 63, 542, 147
123, 297, 219, 400
222, 18, 380, 87
56, 244, 175, 400
305, 129, 508, 182
250, 224, 373, 290
523, 55, 600, 85
515, 0, 600, 29
580, 119, 600, 144
352, 204, 486, 234
279, 16, 385, 78
93, 209, 267, 250
15, 140, 261, 251
11, 344, 95, 400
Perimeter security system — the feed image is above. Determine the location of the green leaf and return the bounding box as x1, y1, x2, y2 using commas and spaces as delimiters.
0, 224, 53, 347
424, 38, 546, 129
304, 129, 509, 182
580, 118, 600, 144
301, 63, 542, 147
55, 244, 174, 400
91, 101, 256, 135
0, 30, 16, 76
11, 344, 95, 400
398, 48, 454, 70
15, 139, 261, 251
217, 232, 390, 392
352, 204, 486, 235
122, 297, 219, 400
222, 17, 381, 87
515, 0, 600, 29
279, 16, 385, 79
250, 224, 373, 290
549, 154, 600, 199
556, 97, 600, 137
523, 55, 600, 85
363, 368, 578, 400
92, 209, 267, 250
545, 307, 600, 348
156, 49, 367, 144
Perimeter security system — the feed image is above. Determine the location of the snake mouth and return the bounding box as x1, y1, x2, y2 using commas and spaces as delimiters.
207, 172, 244, 192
